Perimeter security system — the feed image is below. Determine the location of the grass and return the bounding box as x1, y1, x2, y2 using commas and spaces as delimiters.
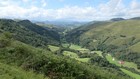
92, 51, 103, 57
121, 68, 140, 79
106, 54, 140, 78
76, 58, 90, 63
0, 63, 48, 79
106, 54, 121, 66
62, 43, 70, 48
63, 51, 90, 63
129, 42, 140, 53
63, 51, 79, 58
69, 44, 89, 53
106, 54, 138, 70
48, 45, 59, 52
69, 44, 83, 50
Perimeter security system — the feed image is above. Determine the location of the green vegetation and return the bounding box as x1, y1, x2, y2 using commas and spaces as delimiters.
63, 51, 79, 58
0, 19, 60, 47
70, 44, 83, 50
0, 63, 48, 79
100, 52, 140, 79
106, 54, 138, 69
70, 44, 88, 50
1, 18, 140, 79
106, 54, 121, 66
63, 51, 90, 62
62, 43, 70, 48
69, 44, 90, 54
48, 45, 60, 52
66, 19, 140, 70
93, 51, 103, 57
121, 68, 140, 79
0, 31, 132, 79
76, 58, 90, 63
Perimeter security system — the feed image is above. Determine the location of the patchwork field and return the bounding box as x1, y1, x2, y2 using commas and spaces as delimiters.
69, 44, 91, 54
63, 51, 90, 63
62, 43, 70, 48
70, 44, 89, 52
92, 51, 103, 57
48, 45, 60, 52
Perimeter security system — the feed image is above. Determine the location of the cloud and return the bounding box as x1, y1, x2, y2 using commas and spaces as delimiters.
131, 0, 140, 9
41, 0, 47, 7
0, 0, 140, 21
22, 0, 29, 3
126, 0, 140, 18
58, 0, 64, 2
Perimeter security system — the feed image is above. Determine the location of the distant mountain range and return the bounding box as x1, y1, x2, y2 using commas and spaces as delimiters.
34, 20, 88, 29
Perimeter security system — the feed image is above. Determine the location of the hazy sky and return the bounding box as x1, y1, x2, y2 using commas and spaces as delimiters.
0, 0, 140, 21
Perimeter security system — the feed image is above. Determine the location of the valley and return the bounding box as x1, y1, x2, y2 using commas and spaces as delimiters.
0, 18, 140, 79
48, 43, 140, 79
1, 0, 140, 79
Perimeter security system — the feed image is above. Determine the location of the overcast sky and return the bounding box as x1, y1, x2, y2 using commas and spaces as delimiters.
0, 0, 140, 21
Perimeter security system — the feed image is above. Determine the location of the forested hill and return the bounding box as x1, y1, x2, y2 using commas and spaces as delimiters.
66, 19, 140, 67
0, 19, 60, 47
18, 20, 60, 41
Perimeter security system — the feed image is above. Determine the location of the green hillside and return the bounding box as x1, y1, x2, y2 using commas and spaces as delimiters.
0, 19, 60, 47
0, 63, 48, 79
0, 20, 133, 79
18, 20, 60, 42
66, 19, 140, 68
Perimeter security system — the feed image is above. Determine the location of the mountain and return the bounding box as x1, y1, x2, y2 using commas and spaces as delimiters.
18, 20, 60, 42
131, 17, 140, 20
110, 18, 125, 21
35, 22, 67, 35
35, 20, 88, 29
0, 19, 60, 47
66, 19, 140, 67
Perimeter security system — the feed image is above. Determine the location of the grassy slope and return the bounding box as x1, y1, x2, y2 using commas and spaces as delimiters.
66, 20, 140, 72
48, 45, 60, 52
69, 44, 90, 53
63, 45, 104, 62
62, 43, 70, 48
63, 51, 90, 63
93, 51, 103, 57
0, 39, 132, 79
69, 44, 140, 79
83, 20, 140, 46
67, 20, 140, 53
121, 68, 140, 79
106, 54, 138, 71
106, 53, 140, 79
0, 63, 48, 79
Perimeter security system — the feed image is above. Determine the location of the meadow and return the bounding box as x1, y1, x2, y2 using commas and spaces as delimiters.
48, 45, 60, 52
63, 51, 90, 63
